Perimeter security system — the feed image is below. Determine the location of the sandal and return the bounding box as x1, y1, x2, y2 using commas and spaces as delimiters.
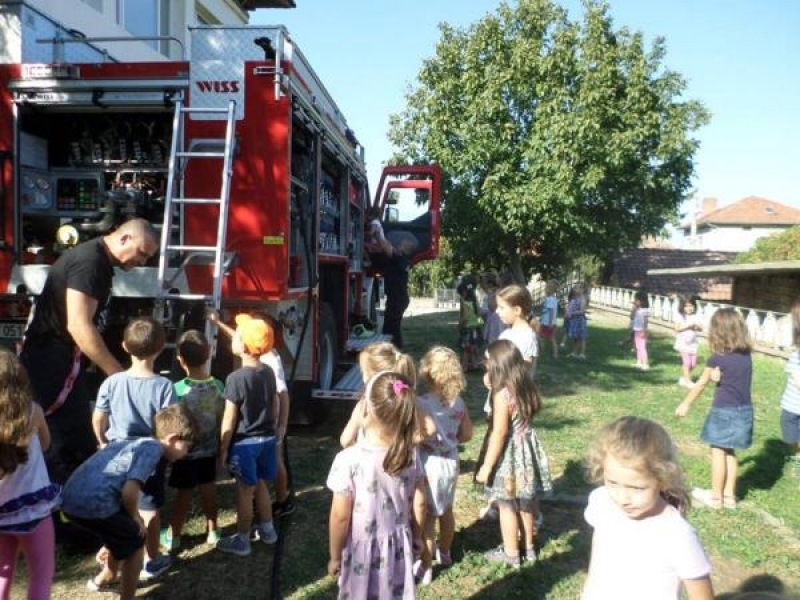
723, 495, 737, 509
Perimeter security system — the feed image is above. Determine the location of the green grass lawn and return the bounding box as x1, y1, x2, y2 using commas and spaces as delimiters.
15, 309, 800, 599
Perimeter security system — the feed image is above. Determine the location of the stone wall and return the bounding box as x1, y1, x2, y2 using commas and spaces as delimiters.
733, 273, 800, 313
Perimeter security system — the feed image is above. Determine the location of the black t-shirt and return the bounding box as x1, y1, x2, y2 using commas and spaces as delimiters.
224, 365, 277, 441
25, 239, 114, 344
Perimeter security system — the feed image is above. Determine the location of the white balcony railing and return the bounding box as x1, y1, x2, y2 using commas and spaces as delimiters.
590, 286, 794, 356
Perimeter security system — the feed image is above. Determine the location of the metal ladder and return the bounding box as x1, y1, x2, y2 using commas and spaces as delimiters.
155, 99, 236, 354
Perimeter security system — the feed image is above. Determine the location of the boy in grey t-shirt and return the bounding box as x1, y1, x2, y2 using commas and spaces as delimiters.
91, 317, 176, 580
62, 404, 196, 600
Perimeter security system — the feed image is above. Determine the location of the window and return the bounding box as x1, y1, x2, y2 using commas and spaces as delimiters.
81, 0, 103, 11
116, 0, 169, 54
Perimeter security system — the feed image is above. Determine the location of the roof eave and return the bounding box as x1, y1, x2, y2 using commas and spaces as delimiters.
649, 260, 800, 277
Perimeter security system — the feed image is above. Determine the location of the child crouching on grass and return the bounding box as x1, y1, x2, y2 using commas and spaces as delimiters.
61, 404, 196, 600
414, 346, 473, 585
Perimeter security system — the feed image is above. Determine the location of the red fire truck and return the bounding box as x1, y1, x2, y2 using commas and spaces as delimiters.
0, 25, 441, 423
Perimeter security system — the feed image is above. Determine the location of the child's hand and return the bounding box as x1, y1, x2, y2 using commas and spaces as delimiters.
475, 464, 492, 484
327, 558, 342, 578
206, 308, 220, 323
710, 367, 721, 383
134, 515, 147, 539
675, 401, 691, 418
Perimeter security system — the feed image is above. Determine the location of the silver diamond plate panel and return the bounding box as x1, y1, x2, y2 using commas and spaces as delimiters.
189, 26, 292, 120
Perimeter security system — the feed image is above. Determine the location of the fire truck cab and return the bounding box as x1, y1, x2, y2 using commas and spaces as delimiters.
0, 25, 441, 423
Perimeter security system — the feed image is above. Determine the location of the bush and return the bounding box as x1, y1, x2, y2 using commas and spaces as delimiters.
735, 226, 800, 263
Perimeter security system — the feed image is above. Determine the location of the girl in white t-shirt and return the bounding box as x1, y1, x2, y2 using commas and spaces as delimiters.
496, 284, 538, 373
582, 416, 714, 600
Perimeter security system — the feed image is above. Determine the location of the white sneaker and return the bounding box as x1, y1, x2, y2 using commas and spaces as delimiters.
678, 377, 694, 388
255, 523, 278, 544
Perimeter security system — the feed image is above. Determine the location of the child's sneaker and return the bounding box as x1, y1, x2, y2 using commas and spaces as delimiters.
691, 488, 722, 510
216, 533, 252, 556
159, 527, 180, 552
483, 545, 520, 568
254, 522, 278, 545
412, 559, 432, 585
435, 547, 452, 567
139, 553, 172, 580
206, 529, 221, 545
272, 496, 297, 518
521, 547, 538, 566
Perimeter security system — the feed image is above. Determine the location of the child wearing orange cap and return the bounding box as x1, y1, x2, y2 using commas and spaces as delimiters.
215, 313, 281, 556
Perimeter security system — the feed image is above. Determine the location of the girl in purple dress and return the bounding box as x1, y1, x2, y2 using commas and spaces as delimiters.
327, 371, 426, 599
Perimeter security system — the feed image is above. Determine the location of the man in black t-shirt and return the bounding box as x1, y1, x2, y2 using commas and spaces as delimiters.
20, 218, 159, 483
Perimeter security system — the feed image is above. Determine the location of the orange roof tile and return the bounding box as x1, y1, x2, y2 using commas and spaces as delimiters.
695, 196, 800, 226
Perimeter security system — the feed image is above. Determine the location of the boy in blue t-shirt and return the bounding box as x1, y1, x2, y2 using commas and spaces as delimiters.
160, 329, 225, 551
62, 404, 196, 600
91, 316, 176, 580
215, 314, 280, 557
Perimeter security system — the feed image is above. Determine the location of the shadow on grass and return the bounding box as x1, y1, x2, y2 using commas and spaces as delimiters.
737, 438, 792, 499
457, 502, 592, 599
716, 573, 800, 600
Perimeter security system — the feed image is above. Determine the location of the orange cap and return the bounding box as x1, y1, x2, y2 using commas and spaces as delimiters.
235, 314, 274, 356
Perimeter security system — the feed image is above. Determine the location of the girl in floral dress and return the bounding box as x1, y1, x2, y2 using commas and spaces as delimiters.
475, 339, 549, 567
327, 371, 426, 599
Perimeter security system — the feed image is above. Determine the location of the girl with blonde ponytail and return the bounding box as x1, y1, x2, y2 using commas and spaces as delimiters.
327, 371, 426, 599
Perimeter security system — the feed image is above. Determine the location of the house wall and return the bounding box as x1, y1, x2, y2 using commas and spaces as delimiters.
7, 0, 247, 63
681, 225, 788, 252
733, 273, 800, 312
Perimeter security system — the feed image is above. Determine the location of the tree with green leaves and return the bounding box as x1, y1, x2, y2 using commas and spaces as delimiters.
389, 0, 709, 282
735, 226, 800, 264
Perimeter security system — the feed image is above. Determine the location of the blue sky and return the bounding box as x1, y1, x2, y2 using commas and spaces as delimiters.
251, 1, 800, 214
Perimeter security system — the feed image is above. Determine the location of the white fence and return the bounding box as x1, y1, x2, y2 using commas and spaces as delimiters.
590, 286, 794, 355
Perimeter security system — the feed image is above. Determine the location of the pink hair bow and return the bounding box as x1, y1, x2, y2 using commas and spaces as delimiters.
392, 380, 409, 395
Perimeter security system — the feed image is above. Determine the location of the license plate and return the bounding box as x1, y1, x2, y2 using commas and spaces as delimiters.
0, 322, 24, 340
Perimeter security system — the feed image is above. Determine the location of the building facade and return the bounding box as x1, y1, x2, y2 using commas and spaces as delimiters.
680, 196, 800, 253
0, 0, 291, 64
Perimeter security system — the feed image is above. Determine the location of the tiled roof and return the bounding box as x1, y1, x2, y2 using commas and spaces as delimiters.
694, 196, 800, 227
607, 248, 736, 301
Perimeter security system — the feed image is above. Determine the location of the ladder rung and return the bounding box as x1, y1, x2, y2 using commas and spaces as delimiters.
176, 151, 225, 158
181, 107, 230, 114
165, 245, 217, 253
160, 293, 214, 301
171, 197, 223, 205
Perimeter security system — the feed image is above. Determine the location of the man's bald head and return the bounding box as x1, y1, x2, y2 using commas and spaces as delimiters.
105, 218, 159, 270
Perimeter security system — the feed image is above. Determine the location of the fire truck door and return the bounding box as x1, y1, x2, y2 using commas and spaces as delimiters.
374, 165, 441, 265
